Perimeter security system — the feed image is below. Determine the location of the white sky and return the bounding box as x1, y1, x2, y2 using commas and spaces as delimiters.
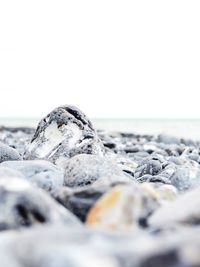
0, 0, 200, 118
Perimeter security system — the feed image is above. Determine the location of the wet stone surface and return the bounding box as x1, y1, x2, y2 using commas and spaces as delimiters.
1, 106, 200, 266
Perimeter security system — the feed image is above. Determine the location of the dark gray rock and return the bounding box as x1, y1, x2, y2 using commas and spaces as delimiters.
137, 174, 170, 184
0, 143, 21, 163
1, 160, 64, 192
63, 154, 132, 187
53, 185, 106, 222
0, 177, 80, 231
23, 105, 105, 167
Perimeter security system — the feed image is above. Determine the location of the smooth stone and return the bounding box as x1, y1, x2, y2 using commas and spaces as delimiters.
64, 154, 131, 188
157, 133, 180, 145
149, 187, 200, 227
54, 176, 133, 222
0, 226, 120, 267
23, 105, 105, 166
143, 183, 177, 202
0, 177, 80, 231
86, 184, 159, 231
137, 174, 170, 184
106, 152, 138, 177
1, 160, 64, 192
0, 143, 21, 163
0, 166, 25, 179
170, 165, 200, 191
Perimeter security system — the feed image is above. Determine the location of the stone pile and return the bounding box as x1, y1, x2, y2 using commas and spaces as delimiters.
0, 105, 200, 267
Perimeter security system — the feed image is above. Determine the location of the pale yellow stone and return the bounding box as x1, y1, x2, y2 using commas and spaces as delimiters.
86, 184, 159, 231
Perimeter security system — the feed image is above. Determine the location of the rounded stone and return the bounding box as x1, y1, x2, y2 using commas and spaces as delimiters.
0, 166, 25, 179
64, 154, 132, 187
53, 185, 106, 222
0, 160, 64, 192
0, 177, 80, 231
86, 184, 159, 230
170, 165, 200, 191
135, 159, 162, 179
149, 187, 200, 227
0, 143, 21, 163
157, 133, 180, 145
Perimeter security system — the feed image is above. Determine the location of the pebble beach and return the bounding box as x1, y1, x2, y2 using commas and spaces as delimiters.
0, 105, 200, 267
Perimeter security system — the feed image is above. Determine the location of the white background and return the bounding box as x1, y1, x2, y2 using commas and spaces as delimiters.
0, 1, 200, 118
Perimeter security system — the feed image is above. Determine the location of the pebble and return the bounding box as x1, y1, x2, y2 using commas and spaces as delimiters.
135, 159, 162, 179
149, 187, 200, 227
64, 154, 131, 187
86, 184, 159, 230
1, 160, 64, 192
157, 133, 180, 145
170, 164, 200, 191
0, 143, 21, 163
53, 185, 106, 222
0, 177, 80, 230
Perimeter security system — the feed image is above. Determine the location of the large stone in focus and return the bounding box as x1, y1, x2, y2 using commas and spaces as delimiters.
1, 160, 64, 192
64, 154, 132, 187
0, 143, 21, 163
23, 105, 105, 166
0, 177, 80, 231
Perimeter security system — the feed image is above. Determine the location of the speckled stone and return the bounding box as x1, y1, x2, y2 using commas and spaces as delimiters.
24, 105, 105, 166
64, 154, 132, 188
0, 143, 21, 163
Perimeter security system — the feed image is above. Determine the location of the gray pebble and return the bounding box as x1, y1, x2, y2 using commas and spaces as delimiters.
0, 177, 80, 231
0, 160, 64, 192
0, 143, 21, 163
64, 154, 131, 187
157, 133, 180, 145
135, 160, 162, 179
